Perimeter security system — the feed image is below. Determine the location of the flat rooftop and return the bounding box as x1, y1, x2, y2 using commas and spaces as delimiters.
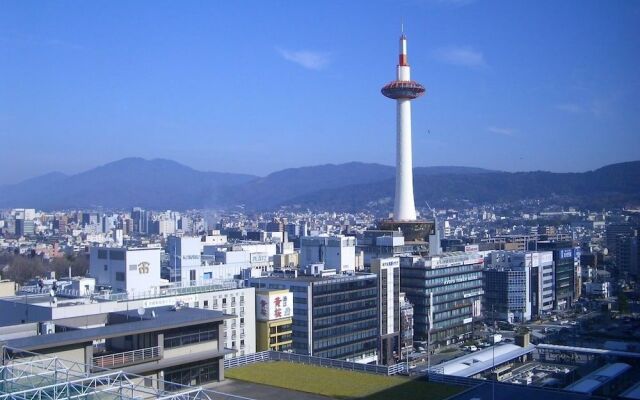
431, 343, 537, 377
565, 363, 631, 394
3, 306, 232, 351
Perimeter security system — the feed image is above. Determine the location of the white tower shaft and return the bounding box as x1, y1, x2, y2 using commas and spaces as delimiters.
394, 102, 416, 220
393, 36, 417, 221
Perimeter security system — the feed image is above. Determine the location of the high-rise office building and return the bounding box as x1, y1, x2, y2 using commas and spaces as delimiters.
538, 241, 579, 310
484, 251, 554, 321
400, 252, 484, 346
371, 257, 401, 365
14, 218, 35, 237
617, 235, 639, 279
131, 207, 150, 234
249, 271, 379, 363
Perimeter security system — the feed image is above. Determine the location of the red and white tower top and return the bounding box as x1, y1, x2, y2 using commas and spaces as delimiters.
399, 34, 408, 67
382, 33, 425, 100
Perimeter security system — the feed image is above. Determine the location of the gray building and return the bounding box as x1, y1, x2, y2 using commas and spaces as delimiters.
249, 270, 379, 363
606, 224, 637, 261
537, 241, 578, 310
617, 235, 639, 279
2, 306, 231, 388
400, 252, 484, 346
484, 255, 531, 323
14, 218, 35, 236
484, 251, 555, 322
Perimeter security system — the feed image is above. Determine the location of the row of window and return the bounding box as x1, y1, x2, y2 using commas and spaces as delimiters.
313, 300, 377, 317
314, 339, 377, 360
313, 288, 378, 305
313, 318, 377, 339
313, 307, 377, 327
312, 328, 378, 352
164, 329, 217, 349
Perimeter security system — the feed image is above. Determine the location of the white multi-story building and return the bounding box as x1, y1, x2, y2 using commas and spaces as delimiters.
300, 235, 356, 273
3, 281, 256, 359
370, 257, 400, 365
167, 236, 202, 282
89, 246, 163, 294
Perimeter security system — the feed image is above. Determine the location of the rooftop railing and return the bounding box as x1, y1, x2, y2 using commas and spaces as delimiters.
93, 279, 244, 302
92, 346, 162, 369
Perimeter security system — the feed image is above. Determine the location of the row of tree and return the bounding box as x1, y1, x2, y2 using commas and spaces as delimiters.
0, 253, 89, 285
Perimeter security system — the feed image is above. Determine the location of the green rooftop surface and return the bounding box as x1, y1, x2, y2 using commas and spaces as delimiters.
225, 361, 463, 400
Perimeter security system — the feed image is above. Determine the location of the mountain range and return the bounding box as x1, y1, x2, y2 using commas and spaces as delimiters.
1, 158, 639, 211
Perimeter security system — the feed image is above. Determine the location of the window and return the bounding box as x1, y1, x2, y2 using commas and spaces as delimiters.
97, 250, 108, 259
194, 301, 199, 308
204, 300, 209, 309
115, 272, 125, 281
222, 298, 227, 305
104, 265, 108, 271
109, 250, 125, 260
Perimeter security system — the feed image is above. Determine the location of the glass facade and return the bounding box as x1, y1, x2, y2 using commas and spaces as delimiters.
164, 360, 220, 390
250, 275, 379, 361
401, 255, 484, 345
484, 268, 528, 321
163, 325, 218, 349
311, 276, 378, 360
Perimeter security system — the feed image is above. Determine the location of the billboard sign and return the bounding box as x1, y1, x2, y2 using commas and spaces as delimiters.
256, 291, 292, 321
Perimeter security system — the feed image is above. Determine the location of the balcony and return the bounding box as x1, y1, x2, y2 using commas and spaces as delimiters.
92, 346, 162, 369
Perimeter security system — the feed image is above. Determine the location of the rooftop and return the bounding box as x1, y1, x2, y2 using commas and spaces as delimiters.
251, 272, 377, 284
430, 343, 537, 377
3, 306, 231, 351
565, 363, 632, 394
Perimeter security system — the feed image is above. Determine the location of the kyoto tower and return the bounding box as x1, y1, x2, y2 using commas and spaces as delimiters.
379, 31, 433, 242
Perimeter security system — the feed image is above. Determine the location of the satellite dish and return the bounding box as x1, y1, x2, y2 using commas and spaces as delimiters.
49, 289, 55, 297
137, 307, 146, 317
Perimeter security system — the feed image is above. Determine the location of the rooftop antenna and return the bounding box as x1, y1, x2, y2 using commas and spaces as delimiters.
401, 18, 404, 35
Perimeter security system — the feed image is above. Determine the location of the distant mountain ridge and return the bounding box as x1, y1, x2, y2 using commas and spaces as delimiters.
0, 158, 638, 210
281, 161, 640, 211
0, 158, 256, 210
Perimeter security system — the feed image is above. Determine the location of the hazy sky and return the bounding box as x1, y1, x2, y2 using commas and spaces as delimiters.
1, 0, 639, 184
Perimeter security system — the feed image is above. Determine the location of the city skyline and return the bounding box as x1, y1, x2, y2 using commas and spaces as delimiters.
2, 0, 640, 185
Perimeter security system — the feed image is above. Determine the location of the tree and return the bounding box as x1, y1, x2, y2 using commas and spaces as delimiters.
49, 254, 89, 278
618, 292, 630, 314
4, 256, 46, 284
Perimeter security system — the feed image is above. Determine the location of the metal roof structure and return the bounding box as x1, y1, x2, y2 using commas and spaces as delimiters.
537, 343, 640, 358
0, 346, 215, 400
428, 344, 536, 377
4, 306, 231, 352
564, 362, 632, 394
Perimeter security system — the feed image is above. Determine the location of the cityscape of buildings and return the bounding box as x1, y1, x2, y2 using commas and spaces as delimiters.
1, 21, 639, 400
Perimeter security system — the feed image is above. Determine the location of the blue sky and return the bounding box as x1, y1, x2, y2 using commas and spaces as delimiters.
1, 0, 639, 184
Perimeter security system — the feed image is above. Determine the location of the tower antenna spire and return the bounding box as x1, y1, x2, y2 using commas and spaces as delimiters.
401, 19, 404, 35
